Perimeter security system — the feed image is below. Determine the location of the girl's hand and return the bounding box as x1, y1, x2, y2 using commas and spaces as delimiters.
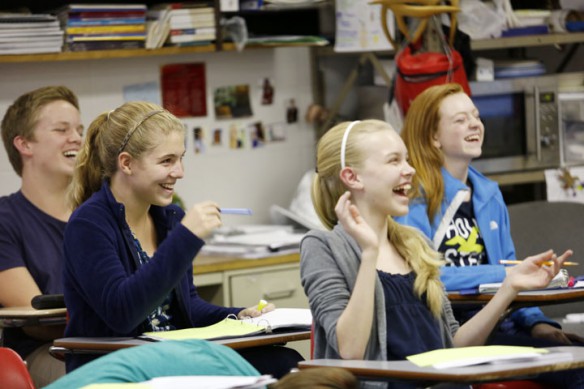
505, 249, 572, 292
237, 302, 275, 319
181, 201, 222, 238
335, 191, 378, 252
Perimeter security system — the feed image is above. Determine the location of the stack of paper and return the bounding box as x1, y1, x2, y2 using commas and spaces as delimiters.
201, 226, 305, 259
0, 13, 64, 55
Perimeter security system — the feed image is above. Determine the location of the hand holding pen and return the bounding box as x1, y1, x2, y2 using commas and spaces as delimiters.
505, 249, 573, 292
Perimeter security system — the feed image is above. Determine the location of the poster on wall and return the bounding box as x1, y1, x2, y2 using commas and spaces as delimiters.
161, 63, 207, 117
334, 0, 394, 52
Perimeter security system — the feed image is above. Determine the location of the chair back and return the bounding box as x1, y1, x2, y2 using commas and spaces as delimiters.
508, 200, 584, 318
0, 347, 36, 389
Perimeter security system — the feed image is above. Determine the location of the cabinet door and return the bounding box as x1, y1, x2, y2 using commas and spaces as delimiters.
228, 265, 311, 359
229, 266, 308, 308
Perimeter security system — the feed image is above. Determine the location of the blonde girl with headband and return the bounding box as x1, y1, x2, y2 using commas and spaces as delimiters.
63, 101, 302, 376
301, 119, 570, 388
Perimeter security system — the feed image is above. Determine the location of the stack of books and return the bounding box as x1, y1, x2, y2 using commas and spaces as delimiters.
58, 4, 147, 51
0, 13, 63, 55
149, 2, 216, 47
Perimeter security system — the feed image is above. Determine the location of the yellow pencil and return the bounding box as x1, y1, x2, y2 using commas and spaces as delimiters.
499, 259, 578, 266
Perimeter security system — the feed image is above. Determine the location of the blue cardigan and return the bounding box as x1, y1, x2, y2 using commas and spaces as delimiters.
63, 182, 241, 371
396, 166, 558, 331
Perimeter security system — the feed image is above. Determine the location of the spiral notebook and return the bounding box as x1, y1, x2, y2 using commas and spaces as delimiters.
140, 308, 312, 342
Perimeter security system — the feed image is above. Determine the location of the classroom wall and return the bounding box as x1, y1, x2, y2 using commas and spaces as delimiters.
0, 47, 316, 225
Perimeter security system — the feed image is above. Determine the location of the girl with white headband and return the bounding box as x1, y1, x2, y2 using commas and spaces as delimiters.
301, 119, 571, 388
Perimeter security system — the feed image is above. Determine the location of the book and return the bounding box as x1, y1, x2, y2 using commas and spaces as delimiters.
66, 25, 146, 35
67, 34, 146, 42
407, 345, 573, 370
68, 11, 146, 19
478, 269, 570, 294
170, 27, 216, 35
170, 14, 215, 30
169, 32, 216, 43
67, 40, 145, 51
67, 18, 146, 27
140, 308, 312, 341
65, 4, 148, 12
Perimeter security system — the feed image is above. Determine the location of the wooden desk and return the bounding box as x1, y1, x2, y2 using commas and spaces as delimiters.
0, 306, 68, 346
51, 330, 311, 356
448, 288, 584, 310
299, 346, 584, 385
194, 252, 300, 276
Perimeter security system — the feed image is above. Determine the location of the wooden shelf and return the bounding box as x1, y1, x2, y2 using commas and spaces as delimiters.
314, 32, 584, 56
0, 43, 239, 63
471, 32, 584, 50
0, 41, 329, 63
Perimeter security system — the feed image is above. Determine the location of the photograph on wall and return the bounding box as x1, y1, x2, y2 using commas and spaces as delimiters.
214, 84, 253, 119
267, 122, 287, 142
193, 126, 206, 154
212, 128, 223, 146
249, 121, 266, 148
229, 124, 244, 149
161, 63, 207, 117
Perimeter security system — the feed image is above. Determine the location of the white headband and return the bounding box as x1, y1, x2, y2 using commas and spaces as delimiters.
340, 121, 360, 169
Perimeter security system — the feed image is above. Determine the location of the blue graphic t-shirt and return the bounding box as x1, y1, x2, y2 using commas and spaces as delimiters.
438, 200, 487, 267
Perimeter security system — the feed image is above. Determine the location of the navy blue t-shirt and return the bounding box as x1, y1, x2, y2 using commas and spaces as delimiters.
0, 191, 66, 357
437, 200, 487, 268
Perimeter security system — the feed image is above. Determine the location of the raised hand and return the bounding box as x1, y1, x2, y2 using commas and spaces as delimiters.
181, 201, 222, 239
335, 191, 378, 252
505, 249, 573, 292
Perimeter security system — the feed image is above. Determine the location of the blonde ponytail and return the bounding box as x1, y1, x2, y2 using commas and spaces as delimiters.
69, 113, 108, 209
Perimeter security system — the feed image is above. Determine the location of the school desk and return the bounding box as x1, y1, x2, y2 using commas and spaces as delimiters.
50, 329, 311, 358
0, 306, 67, 346
299, 346, 584, 385
448, 288, 584, 309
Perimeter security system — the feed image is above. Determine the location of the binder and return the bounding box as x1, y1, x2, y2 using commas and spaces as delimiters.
140, 308, 312, 341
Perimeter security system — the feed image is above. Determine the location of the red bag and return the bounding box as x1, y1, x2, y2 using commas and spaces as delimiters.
395, 44, 471, 115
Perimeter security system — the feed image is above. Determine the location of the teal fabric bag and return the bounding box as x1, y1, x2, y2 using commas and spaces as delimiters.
44, 339, 259, 388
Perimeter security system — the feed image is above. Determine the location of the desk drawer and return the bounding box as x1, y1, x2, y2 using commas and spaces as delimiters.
229, 266, 308, 308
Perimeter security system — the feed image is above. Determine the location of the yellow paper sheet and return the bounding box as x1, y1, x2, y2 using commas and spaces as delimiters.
407, 346, 547, 367
142, 318, 265, 341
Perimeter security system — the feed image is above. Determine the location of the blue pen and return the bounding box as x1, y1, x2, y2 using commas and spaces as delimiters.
220, 208, 253, 216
